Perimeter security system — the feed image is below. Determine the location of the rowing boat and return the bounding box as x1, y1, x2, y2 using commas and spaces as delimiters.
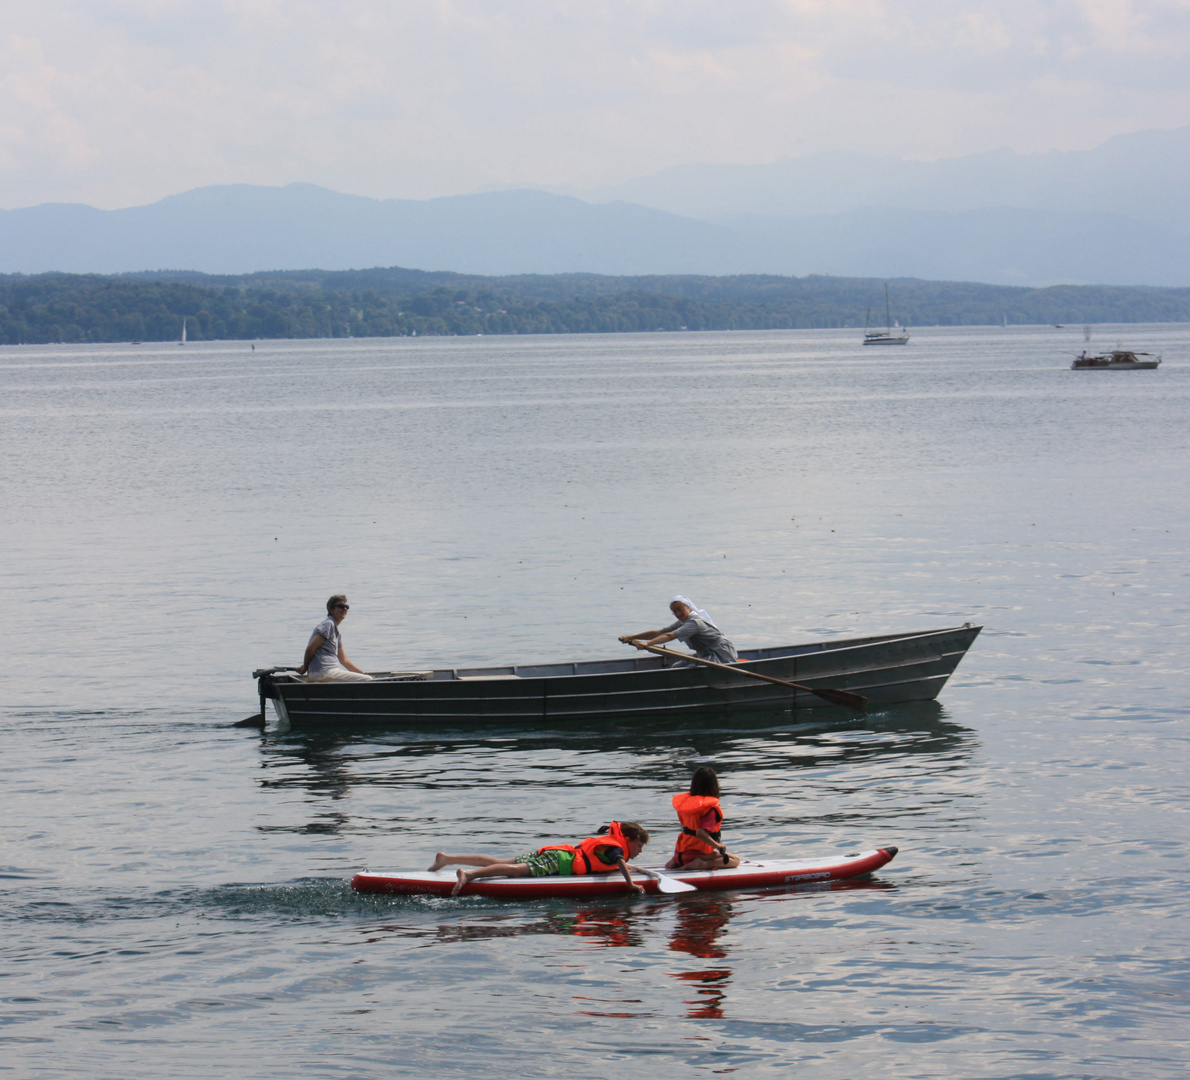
255, 624, 980, 730
351, 846, 898, 899
256, 624, 980, 729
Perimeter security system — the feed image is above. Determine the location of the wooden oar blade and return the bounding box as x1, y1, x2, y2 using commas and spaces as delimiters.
811, 686, 868, 711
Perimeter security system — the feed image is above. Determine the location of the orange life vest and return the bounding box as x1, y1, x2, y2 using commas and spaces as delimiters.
539, 821, 631, 875
672, 793, 723, 857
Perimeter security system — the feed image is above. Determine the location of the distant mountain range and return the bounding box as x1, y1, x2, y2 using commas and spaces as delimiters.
550, 126, 1190, 232
3, 125, 1188, 286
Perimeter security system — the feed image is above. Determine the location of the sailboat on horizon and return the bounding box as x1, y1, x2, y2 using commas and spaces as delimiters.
179, 317, 187, 345
863, 285, 910, 345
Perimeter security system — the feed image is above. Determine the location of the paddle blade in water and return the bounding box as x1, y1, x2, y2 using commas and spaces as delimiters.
812, 687, 868, 711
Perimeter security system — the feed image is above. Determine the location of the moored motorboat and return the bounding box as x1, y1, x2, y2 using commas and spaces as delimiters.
254, 624, 981, 730
351, 846, 898, 899
1071, 349, 1160, 370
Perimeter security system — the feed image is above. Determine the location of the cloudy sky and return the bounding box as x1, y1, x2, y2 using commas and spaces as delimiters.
2, 0, 1189, 209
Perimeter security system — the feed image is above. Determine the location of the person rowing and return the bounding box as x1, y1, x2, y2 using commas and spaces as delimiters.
619, 595, 738, 665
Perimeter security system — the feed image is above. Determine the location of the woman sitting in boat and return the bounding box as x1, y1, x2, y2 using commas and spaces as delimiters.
667, 767, 740, 871
619, 595, 738, 664
429, 821, 651, 896
297, 595, 373, 682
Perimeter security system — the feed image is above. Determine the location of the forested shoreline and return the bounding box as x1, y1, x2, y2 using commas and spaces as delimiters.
3, 268, 1189, 344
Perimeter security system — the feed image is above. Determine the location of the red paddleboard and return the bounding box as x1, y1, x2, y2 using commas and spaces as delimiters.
351, 846, 897, 900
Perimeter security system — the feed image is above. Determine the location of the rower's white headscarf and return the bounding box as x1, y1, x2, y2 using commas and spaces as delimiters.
671, 595, 718, 628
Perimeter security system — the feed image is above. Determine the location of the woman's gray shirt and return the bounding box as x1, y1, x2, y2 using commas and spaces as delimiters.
663, 616, 738, 664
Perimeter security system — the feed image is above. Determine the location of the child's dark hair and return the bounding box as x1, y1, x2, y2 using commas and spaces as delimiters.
689, 766, 721, 798
619, 821, 649, 845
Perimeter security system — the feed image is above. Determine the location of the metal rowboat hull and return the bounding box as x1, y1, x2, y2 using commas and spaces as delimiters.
257, 624, 981, 729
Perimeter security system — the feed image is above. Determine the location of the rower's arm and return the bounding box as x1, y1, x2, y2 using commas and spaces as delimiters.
619, 629, 663, 644
620, 631, 678, 649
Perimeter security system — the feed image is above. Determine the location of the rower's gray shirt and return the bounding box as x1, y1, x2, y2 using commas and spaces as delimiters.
307, 617, 342, 678
663, 615, 738, 664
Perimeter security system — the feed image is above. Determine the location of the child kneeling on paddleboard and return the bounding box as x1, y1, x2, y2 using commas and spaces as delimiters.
667, 767, 740, 871
429, 821, 651, 896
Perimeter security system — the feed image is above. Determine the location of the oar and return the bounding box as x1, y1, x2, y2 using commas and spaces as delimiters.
641, 869, 697, 894
635, 642, 867, 712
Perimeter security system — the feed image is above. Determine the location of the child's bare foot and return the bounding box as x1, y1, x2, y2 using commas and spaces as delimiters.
427, 852, 449, 871
451, 868, 471, 896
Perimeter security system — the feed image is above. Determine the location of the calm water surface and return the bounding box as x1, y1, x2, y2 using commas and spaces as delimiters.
3, 326, 1188, 1078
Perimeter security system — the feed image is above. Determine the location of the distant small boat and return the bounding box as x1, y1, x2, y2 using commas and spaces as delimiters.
863, 285, 909, 345
179, 317, 187, 345
1071, 350, 1160, 370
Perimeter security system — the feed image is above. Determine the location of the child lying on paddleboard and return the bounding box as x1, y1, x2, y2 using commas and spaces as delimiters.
429, 821, 650, 896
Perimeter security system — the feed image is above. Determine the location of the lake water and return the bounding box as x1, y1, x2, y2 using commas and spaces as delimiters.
3, 326, 1188, 1078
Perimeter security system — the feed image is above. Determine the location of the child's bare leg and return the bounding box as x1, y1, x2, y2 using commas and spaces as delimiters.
451, 861, 533, 895
427, 853, 508, 871
678, 852, 740, 871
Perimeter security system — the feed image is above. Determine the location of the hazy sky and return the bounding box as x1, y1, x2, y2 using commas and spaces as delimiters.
2, 0, 1189, 209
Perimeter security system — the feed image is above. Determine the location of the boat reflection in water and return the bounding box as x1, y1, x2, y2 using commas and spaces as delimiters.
665, 876, 897, 1019
255, 702, 976, 817
669, 896, 734, 1019
358, 875, 895, 1021
253, 704, 976, 859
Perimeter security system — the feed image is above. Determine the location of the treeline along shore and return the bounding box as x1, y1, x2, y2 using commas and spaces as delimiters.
3, 267, 1190, 344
